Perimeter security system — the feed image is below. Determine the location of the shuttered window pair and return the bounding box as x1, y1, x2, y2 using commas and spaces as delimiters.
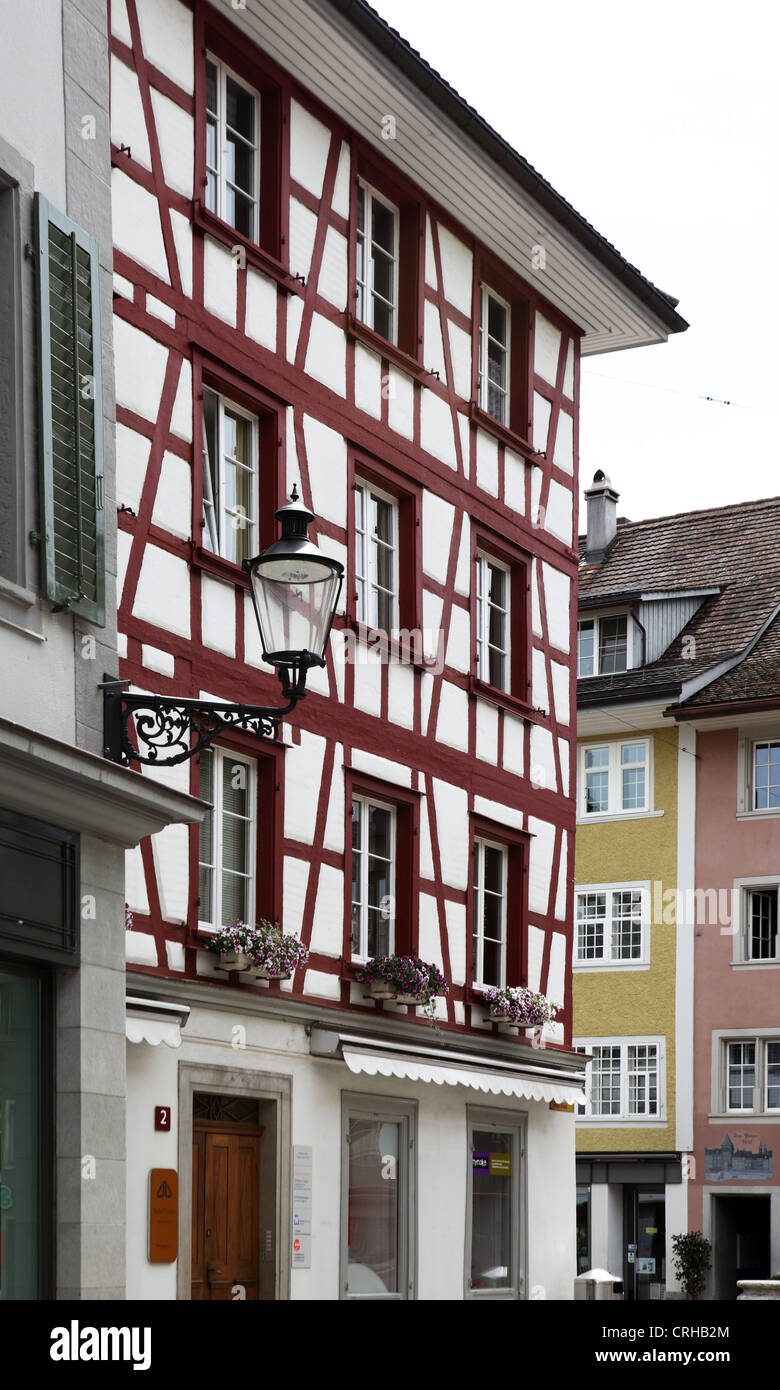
35, 194, 104, 625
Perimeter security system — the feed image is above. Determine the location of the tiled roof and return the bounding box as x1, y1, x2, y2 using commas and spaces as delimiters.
578, 495, 780, 707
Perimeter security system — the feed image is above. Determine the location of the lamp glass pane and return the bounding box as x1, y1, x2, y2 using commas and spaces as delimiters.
249, 565, 340, 662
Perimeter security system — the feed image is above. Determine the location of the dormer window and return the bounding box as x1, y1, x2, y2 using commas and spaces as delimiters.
578, 613, 628, 677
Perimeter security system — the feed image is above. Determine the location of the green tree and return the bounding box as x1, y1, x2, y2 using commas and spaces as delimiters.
671, 1231, 712, 1300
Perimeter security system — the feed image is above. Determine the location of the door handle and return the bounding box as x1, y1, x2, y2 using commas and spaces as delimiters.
207, 1265, 224, 1277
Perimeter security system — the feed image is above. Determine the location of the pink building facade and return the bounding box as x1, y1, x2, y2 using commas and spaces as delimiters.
682, 700, 780, 1296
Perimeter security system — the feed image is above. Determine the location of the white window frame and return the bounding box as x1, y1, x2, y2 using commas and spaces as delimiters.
351, 795, 396, 962
356, 179, 399, 345
340, 1093, 417, 1301
574, 881, 651, 969
730, 875, 780, 966
711, 1030, 780, 1116
354, 478, 399, 632
574, 1036, 666, 1124
202, 387, 259, 565
475, 551, 511, 693
197, 748, 257, 932
205, 53, 260, 241
578, 738, 653, 821
577, 610, 633, 678
472, 836, 508, 989
478, 284, 511, 426
737, 725, 780, 819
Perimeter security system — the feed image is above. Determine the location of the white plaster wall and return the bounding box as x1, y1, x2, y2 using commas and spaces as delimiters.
289, 198, 318, 281
127, 1012, 578, 1300
133, 545, 190, 638
545, 480, 573, 545
475, 429, 498, 497
245, 270, 277, 351
528, 816, 556, 915
152, 451, 191, 540
204, 237, 237, 327
303, 416, 347, 527
534, 313, 561, 385
542, 564, 571, 653
420, 389, 456, 470
112, 169, 169, 282
110, 56, 151, 169
553, 410, 574, 474
201, 575, 235, 657
135, 0, 193, 93
289, 99, 330, 197
305, 314, 346, 396
114, 315, 168, 421
387, 368, 414, 440
284, 731, 327, 844
354, 344, 382, 419
437, 224, 473, 316
116, 421, 150, 512
150, 88, 193, 198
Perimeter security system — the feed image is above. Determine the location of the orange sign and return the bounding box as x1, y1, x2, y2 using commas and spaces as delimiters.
149, 1168, 178, 1264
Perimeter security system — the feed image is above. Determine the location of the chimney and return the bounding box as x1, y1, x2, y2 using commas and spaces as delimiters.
584, 470, 619, 562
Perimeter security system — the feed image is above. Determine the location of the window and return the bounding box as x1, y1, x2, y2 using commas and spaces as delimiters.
715, 1034, 780, 1114
727, 1042, 755, 1112
478, 285, 510, 425
201, 387, 258, 565
341, 1096, 415, 1300
467, 1111, 525, 1298
354, 479, 398, 632
752, 740, 780, 811
749, 889, 778, 960
472, 839, 507, 988
575, 1037, 665, 1121
471, 250, 532, 443
575, 884, 649, 967
476, 552, 511, 692
198, 749, 256, 929
578, 613, 629, 677
731, 878, 780, 964
205, 55, 258, 241
356, 180, 399, 344
35, 194, 104, 625
469, 819, 528, 994
351, 796, 395, 961
579, 739, 651, 817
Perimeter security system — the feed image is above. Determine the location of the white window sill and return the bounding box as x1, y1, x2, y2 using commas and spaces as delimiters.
576, 1117, 667, 1127
730, 959, 780, 969
709, 1112, 780, 1123
577, 810, 663, 825
736, 810, 780, 821
574, 961, 650, 972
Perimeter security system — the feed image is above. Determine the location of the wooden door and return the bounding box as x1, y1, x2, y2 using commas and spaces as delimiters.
191, 1127, 260, 1300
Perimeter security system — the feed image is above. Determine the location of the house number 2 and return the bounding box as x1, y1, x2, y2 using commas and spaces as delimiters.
155, 1106, 171, 1131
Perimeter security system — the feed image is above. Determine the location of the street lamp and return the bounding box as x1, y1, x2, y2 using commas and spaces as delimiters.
103, 489, 343, 766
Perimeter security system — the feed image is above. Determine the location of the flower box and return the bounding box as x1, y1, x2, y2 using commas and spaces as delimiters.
247, 965, 292, 981
219, 950, 252, 972
482, 985, 559, 1029
207, 919, 308, 978
358, 956, 448, 1008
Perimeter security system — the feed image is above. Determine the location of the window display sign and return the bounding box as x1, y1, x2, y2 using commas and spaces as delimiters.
472, 1151, 511, 1175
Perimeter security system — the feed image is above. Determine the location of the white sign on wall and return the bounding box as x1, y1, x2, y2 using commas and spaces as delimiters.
292, 1145, 313, 1269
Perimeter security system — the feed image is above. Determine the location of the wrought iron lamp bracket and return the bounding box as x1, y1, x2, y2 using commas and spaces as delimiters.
101, 666, 313, 767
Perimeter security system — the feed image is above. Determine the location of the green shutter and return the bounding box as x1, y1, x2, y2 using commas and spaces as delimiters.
35, 193, 105, 626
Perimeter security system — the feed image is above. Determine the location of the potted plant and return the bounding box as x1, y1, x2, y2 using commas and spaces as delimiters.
246, 920, 309, 980
480, 984, 559, 1028
671, 1231, 711, 1300
356, 955, 448, 1013
207, 920, 308, 979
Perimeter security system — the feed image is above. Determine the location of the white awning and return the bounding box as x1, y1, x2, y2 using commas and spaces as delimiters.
125, 996, 190, 1048
310, 1028, 584, 1105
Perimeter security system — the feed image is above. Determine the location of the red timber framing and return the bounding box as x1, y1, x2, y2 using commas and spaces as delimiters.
111, 0, 579, 1047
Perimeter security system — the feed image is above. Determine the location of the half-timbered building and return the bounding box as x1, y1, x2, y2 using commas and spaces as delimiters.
110, 0, 686, 1299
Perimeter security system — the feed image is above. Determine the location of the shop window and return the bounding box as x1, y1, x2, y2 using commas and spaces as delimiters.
340, 1096, 416, 1300
466, 1111, 525, 1298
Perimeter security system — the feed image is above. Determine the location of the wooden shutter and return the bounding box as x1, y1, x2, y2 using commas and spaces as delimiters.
35, 194, 105, 625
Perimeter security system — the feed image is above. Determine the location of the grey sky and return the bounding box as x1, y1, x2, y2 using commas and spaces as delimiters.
370, 0, 780, 524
